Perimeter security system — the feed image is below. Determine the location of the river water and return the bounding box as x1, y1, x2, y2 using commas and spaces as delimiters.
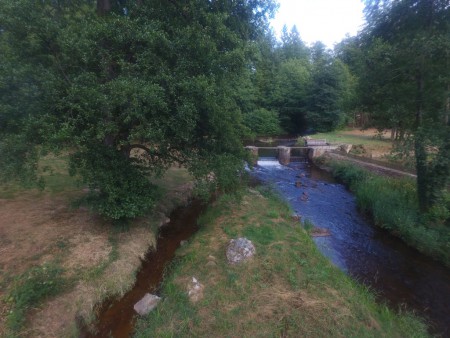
252, 158, 450, 337
81, 143, 449, 337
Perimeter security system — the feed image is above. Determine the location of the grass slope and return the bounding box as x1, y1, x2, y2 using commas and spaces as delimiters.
134, 188, 429, 337
0, 158, 193, 337
328, 161, 450, 268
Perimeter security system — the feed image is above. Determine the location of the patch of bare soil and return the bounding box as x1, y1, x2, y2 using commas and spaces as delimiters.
341, 128, 390, 139
0, 165, 194, 337
0, 191, 163, 337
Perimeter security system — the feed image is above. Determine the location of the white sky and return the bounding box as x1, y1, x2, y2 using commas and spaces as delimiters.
270, 0, 366, 49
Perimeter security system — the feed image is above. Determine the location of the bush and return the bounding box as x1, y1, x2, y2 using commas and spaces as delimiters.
243, 108, 283, 136
6, 263, 65, 332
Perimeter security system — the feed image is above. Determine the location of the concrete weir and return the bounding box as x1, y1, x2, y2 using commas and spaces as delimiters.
277, 146, 291, 165
245, 144, 339, 165
306, 145, 339, 160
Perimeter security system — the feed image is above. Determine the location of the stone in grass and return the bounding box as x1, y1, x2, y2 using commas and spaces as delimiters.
134, 293, 161, 316
291, 213, 301, 222
188, 277, 204, 303
226, 238, 256, 265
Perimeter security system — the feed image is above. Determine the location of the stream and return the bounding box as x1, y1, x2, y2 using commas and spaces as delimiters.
79, 200, 205, 338
253, 157, 450, 337
81, 141, 449, 337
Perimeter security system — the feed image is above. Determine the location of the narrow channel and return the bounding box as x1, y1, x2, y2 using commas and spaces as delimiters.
79, 200, 205, 338
252, 158, 450, 337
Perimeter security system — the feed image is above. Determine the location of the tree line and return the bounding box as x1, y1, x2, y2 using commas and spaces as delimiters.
0, 0, 448, 220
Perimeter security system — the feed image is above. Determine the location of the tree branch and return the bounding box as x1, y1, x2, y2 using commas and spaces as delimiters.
128, 144, 186, 164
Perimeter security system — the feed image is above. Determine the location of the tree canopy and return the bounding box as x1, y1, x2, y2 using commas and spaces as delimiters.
0, 0, 276, 219
354, 0, 450, 211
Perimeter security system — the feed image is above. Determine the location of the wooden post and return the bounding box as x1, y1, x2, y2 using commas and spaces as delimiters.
277, 146, 290, 165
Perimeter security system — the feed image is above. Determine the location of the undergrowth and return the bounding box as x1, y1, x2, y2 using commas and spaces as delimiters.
329, 161, 450, 267
5, 263, 66, 334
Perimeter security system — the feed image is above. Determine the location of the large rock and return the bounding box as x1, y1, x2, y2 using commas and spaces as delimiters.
226, 238, 255, 264
133, 293, 161, 316
340, 144, 353, 154
157, 212, 171, 227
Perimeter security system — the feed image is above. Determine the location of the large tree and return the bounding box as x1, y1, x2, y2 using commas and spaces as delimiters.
0, 0, 276, 219
306, 42, 355, 132
359, 0, 450, 211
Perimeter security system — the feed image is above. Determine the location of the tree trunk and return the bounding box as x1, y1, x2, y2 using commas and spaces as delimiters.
390, 127, 395, 141
414, 71, 429, 212
97, 0, 111, 15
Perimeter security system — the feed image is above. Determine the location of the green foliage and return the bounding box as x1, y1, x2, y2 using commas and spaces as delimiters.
243, 108, 282, 136
274, 58, 311, 133
0, 0, 276, 220
344, 0, 450, 211
306, 44, 355, 132
6, 263, 65, 333
71, 146, 161, 220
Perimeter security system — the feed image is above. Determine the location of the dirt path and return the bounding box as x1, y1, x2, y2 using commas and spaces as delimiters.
327, 152, 417, 178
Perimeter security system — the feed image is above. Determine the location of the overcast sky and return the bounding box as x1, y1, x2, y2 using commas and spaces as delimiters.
270, 0, 366, 48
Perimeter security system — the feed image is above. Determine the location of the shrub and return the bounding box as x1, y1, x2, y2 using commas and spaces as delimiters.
6, 263, 65, 332
243, 108, 283, 136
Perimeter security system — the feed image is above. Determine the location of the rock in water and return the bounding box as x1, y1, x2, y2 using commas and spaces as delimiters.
226, 238, 255, 264
134, 293, 161, 316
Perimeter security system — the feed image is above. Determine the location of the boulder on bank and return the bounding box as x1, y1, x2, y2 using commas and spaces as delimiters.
226, 238, 255, 264
340, 144, 353, 154
156, 212, 171, 227
134, 293, 161, 316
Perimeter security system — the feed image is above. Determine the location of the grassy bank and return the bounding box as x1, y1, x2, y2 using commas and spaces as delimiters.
0, 158, 193, 337
328, 160, 450, 267
303, 128, 393, 158
134, 188, 429, 337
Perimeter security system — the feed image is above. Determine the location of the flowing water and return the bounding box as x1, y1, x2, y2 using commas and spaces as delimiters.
79, 141, 449, 337
252, 158, 450, 337
79, 200, 205, 338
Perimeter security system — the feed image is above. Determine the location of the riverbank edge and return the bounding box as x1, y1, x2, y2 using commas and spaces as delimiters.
133, 187, 429, 337
72, 181, 195, 336
314, 154, 450, 269
0, 169, 195, 337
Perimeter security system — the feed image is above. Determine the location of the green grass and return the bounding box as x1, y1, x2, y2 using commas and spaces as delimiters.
300, 129, 394, 160
133, 188, 429, 337
0, 154, 80, 199
5, 263, 67, 334
329, 160, 450, 267
306, 129, 391, 147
